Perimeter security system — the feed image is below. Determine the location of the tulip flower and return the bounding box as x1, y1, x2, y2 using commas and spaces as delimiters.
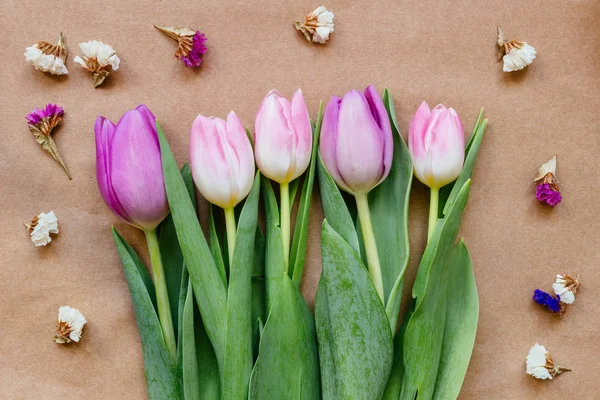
95, 104, 176, 359
190, 111, 255, 260
320, 85, 394, 301
408, 101, 465, 242
254, 89, 312, 271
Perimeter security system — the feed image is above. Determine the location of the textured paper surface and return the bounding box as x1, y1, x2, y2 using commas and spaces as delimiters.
1, 0, 599, 398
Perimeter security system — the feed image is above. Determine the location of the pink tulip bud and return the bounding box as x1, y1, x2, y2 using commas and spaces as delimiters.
95, 105, 170, 231
408, 102, 465, 189
320, 85, 393, 195
189, 112, 255, 209
254, 89, 312, 183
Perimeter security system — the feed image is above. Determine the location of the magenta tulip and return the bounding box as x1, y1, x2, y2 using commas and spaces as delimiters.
95, 104, 169, 231
190, 112, 255, 209
254, 89, 312, 184
320, 85, 393, 195
408, 102, 465, 190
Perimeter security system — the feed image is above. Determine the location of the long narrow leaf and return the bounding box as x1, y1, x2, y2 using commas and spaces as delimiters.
209, 204, 227, 286
432, 241, 478, 400
160, 163, 196, 340
400, 181, 472, 400
290, 102, 323, 285
369, 89, 412, 330
117, 230, 157, 310
157, 121, 227, 369
317, 221, 393, 400
223, 175, 260, 399
261, 176, 285, 313
252, 229, 266, 360
382, 301, 414, 400
112, 228, 183, 400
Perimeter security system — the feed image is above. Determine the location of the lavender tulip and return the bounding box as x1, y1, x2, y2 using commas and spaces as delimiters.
320, 85, 394, 301
95, 104, 169, 231
320, 85, 393, 195
95, 104, 176, 358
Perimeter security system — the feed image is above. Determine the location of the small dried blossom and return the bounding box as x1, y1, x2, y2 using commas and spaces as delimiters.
154, 26, 207, 67
533, 289, 564, 314
74, 40, 120, 87
497, 27, 536, 72
26, 104, 71, 179
534, 156, 561, 206
24, 32, 68, 75
553, 274, 581, 304
54, 306, 87, 344
25, 211, 59, 247
526, 343, 570, 380
295, 6, 335, 44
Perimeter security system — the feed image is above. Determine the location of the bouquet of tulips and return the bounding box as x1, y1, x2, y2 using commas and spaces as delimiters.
95, 86, 486, 400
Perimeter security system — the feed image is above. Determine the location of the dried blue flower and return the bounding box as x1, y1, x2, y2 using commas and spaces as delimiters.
533, 289, 564, 314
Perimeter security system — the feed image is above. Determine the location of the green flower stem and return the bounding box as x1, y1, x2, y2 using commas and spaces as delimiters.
224, 207, 237, 265
144, 228, 177, 360
427, 187, 439, 243
354, 192, 384, 302
280, 182, 291, 273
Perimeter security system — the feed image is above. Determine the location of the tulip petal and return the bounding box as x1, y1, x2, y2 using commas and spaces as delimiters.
320, 96, 352, 193
110, 106, 169, 230
336, 90, 385, 194
408, 101, 431, 161
364, 85, 393, 186
95, 116, 132, 224
226, 111, 255, 203
290, 89, 312, 181
254, 94, 294, 183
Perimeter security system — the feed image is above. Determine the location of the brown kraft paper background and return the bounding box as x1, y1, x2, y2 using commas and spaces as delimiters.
1, 0, 599, 398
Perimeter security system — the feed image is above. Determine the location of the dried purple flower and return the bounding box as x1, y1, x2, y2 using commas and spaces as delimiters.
536, 184, 562, 206
534, 156, 561, 206
533, 289, 564, 314
154, 25, 207, 67
26, 104, 71, 179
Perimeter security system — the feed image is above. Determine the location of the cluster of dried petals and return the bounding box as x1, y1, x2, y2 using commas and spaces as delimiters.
534, 156, 561, 206
532, 289, 564, 315
553, 274, 581, 304
74, 40, 120, 87
497, 27, 536, 72
26, 211, 59, 247
295, 6, 335, 44
526, 343, 570, 380
54, 306, 87, 344
24, 32, 68, 75
154, 26, 208, 67
26, 104, 71, 179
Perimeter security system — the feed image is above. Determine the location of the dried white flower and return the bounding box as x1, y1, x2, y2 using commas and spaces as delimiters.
54, 306, 87, 344
295, 6, 335, 44
553, 274, 581, 304
74, 40, 120, 87
26, 211, 59, 247
497, 27, 536, 72
24, 33, 68, 75
526, 343, 570, 380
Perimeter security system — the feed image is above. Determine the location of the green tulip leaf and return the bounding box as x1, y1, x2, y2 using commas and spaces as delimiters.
159, 163, 196, 342
261, 176, 285, 314
209, 204, 228, 286
251, 229, 266, 360
157, 120, 228, 369
368, 88, 413, 331
400, 181, 472, 400
290, 102, 323, 286
112, 228, 183, 400
317, 220, 393, 400
317, 154, 360, 255
248, 274, 320, 399
182, 279, 220, 400
432, 240, 478, 400
222, 174, 260, 400
382, 301, 413, 400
